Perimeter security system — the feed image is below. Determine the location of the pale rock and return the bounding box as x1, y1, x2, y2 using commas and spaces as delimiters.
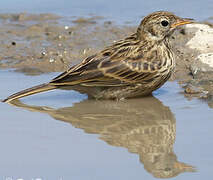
185, 24, 213, 71
196, 53, 213, 68
186, 23, 213, 52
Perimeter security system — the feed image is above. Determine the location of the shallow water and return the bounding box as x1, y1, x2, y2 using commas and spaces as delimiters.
0, 70, 213, 179
0, 0, 213, 23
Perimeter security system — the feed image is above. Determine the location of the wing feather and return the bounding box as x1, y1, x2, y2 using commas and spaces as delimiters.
50, 51, 160, 87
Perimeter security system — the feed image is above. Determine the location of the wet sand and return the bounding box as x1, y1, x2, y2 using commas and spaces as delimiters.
0, 13, 135, 74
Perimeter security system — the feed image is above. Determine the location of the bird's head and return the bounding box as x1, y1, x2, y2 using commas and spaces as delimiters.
137, 11, 193, 41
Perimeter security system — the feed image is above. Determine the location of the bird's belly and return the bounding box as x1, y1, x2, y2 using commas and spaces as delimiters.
79, 82, 163, 100
95, 72, 172, 99
67, 70, 172, 100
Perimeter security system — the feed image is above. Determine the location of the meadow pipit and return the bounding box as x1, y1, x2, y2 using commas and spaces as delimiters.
3, 11, 193, 103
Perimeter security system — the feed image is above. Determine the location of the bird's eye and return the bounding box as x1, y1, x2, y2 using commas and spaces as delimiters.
161, 20, 169, 27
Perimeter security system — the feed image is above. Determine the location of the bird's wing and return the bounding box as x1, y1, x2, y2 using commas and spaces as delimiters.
50, 53, 159, 87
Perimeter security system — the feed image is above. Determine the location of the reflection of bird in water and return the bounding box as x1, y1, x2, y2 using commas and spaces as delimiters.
9, 97, 196, 178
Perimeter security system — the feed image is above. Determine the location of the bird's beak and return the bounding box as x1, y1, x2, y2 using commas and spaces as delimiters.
171, 18, 194, 28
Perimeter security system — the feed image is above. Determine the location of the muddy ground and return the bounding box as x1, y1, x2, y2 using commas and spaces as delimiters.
0, 13, 213, 107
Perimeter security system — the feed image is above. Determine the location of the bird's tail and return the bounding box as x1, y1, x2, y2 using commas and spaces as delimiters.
2, 83, 56, 103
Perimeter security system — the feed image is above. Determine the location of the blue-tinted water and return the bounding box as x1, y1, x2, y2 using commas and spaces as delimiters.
0, 0, 212, 23
0, 70, 213, 180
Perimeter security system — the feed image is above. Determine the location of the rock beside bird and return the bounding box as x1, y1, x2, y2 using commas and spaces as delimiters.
171, 22, 213, 103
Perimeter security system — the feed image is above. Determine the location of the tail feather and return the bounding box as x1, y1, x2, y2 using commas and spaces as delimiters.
2, 83, 56, 103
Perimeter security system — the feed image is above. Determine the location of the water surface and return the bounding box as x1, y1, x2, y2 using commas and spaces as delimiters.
0, 0, 212, 23
0, 70, 213, 179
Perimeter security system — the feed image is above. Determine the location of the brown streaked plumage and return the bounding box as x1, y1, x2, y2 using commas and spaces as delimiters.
3, 11, 193, 103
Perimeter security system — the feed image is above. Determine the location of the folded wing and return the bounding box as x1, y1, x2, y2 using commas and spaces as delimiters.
50, 53, 160, 87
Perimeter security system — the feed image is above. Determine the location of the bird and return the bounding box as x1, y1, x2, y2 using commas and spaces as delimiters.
3, 11, 193, 103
